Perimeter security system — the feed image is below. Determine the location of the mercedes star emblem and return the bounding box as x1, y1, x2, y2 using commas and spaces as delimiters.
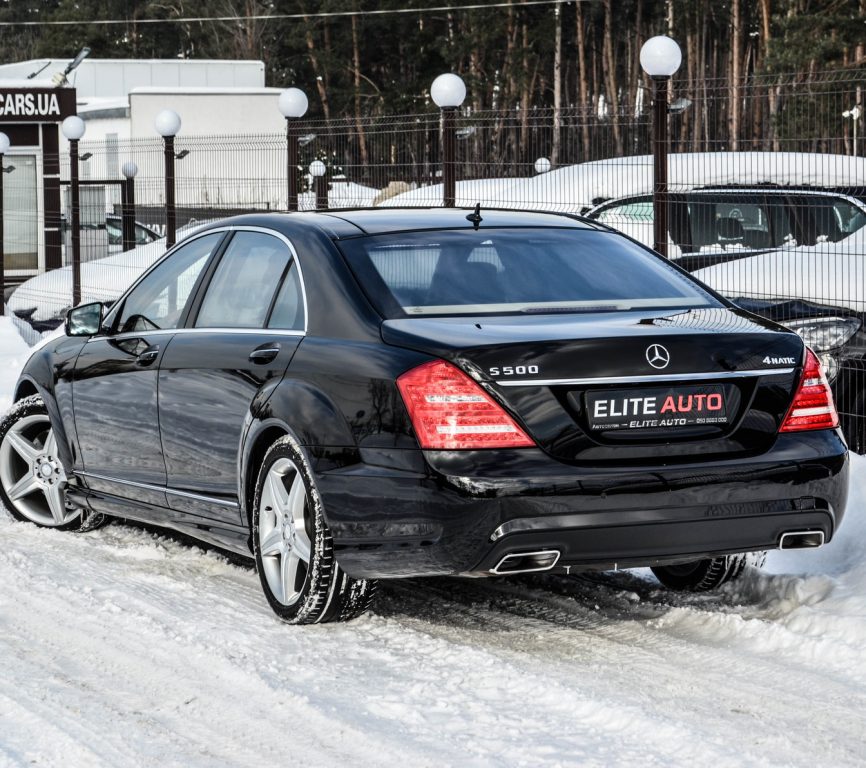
646, 344, 671, 369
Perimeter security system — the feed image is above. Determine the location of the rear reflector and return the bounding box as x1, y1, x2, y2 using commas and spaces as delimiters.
397, 360, 535, 450
780, 348, 839, 433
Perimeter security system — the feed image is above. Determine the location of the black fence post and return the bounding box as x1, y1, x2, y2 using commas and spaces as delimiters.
121, 161, 137, 252
0, 134, 6, 315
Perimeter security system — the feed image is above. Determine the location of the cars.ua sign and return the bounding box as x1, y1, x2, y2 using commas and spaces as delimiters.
0, 88, 76, 122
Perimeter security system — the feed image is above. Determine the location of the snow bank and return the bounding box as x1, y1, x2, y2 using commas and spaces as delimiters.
0, 317, 36, 411
380, 152, 866, 213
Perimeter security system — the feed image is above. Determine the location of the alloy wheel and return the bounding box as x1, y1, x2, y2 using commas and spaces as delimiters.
257, 457, 313, 606
0, 414, 78, 527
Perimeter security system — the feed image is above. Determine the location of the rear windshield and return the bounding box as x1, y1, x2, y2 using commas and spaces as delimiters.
339, 228, 720, 318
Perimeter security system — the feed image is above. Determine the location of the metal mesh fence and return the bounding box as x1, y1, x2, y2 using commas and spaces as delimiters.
3, 66, 865, 449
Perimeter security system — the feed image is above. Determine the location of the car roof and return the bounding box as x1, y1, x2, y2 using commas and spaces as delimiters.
196, 208, 600, 241
318, 207, 597, 237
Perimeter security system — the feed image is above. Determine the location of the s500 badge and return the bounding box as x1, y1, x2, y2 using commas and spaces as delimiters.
489, 365, 539, 377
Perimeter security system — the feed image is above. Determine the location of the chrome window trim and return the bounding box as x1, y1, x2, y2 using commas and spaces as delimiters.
494, 367, 795, 387
100, 224, 309, 337
87, 327, 306, 343
76, 470, 238, 509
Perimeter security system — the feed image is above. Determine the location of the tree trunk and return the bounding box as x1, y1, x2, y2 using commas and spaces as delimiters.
602, 0, 623, 155
350, 10, 369, 173
552, 3, 562, 166
729, 0, 741, 150
302, 14, 331, 123
575, 1, 591, 158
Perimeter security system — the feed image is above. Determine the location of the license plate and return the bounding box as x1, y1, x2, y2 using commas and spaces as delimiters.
585, 385, 728, 431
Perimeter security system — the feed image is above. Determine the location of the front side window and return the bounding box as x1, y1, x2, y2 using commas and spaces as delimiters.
340, 228, 719, 318
196, 232, 292, 328
115, 232, 222, 333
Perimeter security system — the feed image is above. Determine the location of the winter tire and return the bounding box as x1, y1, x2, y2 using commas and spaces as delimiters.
0, 396, 104, 531
252, 435, 377, 624
651, 551, 766, 592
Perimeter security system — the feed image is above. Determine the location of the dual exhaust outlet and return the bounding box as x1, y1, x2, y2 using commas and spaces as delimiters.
490, 529, 824, 575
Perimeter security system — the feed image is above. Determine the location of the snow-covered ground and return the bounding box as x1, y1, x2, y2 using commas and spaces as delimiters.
1, 321, 865, 767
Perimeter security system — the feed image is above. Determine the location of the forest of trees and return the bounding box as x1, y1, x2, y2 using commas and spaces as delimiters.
0, 1, 863, 156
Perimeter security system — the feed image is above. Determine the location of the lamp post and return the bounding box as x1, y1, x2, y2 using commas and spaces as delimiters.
640, 35, 682, 258
155, 109, 181, 247
843, 105, 862, 157
310, 160, 327, 211
279, 88, 309, 212
61, 115, 86, 306
121, 161, 138, 253
534, 157, 552, 174
0, 131, 9, 315
431, 73, 466, 207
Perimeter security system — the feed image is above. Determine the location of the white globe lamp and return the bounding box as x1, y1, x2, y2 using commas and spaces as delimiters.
61, 115, 86, 141
430, 73, 466, 109
279, 88, 309, 119
639, 36, 682, 78
154, 109, 182, 138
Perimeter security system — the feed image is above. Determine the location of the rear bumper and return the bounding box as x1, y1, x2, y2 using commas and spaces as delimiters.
315, 430, 849, 579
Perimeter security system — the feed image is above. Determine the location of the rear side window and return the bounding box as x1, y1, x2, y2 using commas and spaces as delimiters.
196, 232, 291, 328
267, 263, 305, 331
339, 228, 719, 318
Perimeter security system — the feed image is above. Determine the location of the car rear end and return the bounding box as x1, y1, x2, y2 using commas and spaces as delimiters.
327, 215, 848, 579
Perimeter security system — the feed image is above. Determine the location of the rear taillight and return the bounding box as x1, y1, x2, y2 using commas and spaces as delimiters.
396, 360, 535, 450
780, 348, 839, 433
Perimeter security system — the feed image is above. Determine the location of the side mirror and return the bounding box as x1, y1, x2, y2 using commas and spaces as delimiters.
65, 302, 104, 337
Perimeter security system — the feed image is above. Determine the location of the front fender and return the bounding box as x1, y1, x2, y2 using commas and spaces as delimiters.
14, 336, 88, 474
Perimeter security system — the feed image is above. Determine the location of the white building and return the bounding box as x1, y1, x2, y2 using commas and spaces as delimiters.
0, 57, 289, 279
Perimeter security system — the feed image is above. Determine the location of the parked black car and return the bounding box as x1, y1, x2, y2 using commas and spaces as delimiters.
1, 209, 848, 624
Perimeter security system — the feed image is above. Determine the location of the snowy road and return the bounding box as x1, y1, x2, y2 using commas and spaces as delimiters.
2, 460, 865, 768
1, 316, 865, 767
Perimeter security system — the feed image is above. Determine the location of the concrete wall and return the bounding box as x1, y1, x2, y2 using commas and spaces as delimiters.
129, 89, 285, 137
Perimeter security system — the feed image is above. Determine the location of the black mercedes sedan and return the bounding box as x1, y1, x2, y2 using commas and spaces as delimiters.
1, 209, 848, 624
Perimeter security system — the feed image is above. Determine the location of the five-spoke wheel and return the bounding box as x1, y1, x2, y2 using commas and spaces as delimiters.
252, 435, 377, 623
0, 397, 81, 528
257, 457, 314, 606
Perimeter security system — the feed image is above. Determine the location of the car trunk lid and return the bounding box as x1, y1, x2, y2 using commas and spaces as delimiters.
382, 307, 804, 463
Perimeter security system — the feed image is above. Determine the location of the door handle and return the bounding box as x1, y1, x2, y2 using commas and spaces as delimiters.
136, 345, 160, 366
248, 345, 281, 364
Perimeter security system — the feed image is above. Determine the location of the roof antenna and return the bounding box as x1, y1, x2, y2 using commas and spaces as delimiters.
466, 202, 482, 230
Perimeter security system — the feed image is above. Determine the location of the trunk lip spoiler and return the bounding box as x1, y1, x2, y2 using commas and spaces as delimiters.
495, 368, 796, 387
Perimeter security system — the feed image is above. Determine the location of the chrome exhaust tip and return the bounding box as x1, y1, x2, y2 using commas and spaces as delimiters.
491, 549, 561, 575
779, 530, 825, 550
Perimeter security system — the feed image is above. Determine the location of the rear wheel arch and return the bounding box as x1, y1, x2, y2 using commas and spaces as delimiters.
243, 421, 289, 526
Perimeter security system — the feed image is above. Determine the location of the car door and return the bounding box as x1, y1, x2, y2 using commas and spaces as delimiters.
157, 229, 305, 524
73, 231, 224, 507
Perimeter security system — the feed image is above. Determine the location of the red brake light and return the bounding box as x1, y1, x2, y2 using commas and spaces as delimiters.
780, 348, 839, 433
396, 360, 535, 450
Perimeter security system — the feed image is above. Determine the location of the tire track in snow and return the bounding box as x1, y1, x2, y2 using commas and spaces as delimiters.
3, 514, 866, 767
